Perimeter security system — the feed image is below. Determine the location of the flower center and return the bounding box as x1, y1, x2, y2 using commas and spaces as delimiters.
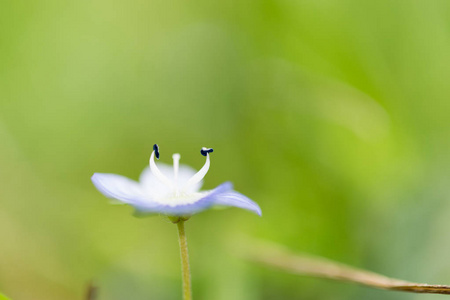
149, 144, 214, 199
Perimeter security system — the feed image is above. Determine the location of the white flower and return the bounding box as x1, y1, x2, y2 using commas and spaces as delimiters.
91, 145, 261, 216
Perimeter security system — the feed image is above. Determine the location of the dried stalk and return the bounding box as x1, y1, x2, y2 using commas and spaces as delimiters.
85, 281, 98, 300
243, 241, 450, 295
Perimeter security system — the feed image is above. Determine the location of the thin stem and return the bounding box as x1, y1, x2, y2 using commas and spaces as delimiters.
242, 240, 450, 295
177, 220, 192, 300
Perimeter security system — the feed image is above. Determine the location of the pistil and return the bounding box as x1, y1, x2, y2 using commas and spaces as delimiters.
173, 153, 181, 196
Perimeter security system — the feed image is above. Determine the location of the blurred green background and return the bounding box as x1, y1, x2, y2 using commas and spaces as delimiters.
1, 0, 450, 299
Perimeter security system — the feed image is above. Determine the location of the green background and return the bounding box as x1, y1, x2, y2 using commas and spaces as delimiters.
1, 0, 450, 299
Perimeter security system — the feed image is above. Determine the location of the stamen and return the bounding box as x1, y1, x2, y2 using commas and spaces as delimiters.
153, 144, 160, 159
149, 149, 173, 188
181, 147, 213, 190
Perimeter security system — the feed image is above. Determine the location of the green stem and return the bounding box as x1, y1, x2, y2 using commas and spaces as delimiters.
177, 220, 192, 300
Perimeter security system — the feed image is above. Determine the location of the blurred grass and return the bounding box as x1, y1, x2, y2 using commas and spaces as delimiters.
1, 0, 450, 299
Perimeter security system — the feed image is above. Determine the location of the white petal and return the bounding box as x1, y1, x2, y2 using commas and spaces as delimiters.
91, 173, 151, 205
212, 192, 262, 216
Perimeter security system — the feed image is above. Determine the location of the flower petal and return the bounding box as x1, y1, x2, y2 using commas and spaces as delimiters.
133, 182, 233, 216
212, 192, 262, 216
91, 173, 151, 205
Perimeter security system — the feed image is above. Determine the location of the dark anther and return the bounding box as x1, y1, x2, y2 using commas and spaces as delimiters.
200, 147, 214, 157
153, 144, 160, 159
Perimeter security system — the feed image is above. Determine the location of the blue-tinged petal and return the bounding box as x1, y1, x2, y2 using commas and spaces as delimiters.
212, 192, 262, 216
133, 182, 233, 216
91, 173, 151, 205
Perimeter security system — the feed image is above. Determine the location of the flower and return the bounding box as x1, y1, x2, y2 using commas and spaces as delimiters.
91, 144, 262, 217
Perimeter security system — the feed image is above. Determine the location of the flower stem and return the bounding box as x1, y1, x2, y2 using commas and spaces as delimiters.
177, 220, 192, 300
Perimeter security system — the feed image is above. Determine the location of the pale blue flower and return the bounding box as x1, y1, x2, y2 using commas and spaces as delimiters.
91, 145, 262, 217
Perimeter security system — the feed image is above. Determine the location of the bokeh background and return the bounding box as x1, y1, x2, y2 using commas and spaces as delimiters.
1, 1, 450, 299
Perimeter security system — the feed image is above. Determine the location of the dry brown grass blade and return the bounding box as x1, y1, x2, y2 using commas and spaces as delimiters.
243, 241, 450, 295
85, 281, 98, 300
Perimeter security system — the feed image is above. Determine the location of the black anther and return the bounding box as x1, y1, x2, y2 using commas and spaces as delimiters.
200, 147, 214, 157
153, 144, 160, 159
